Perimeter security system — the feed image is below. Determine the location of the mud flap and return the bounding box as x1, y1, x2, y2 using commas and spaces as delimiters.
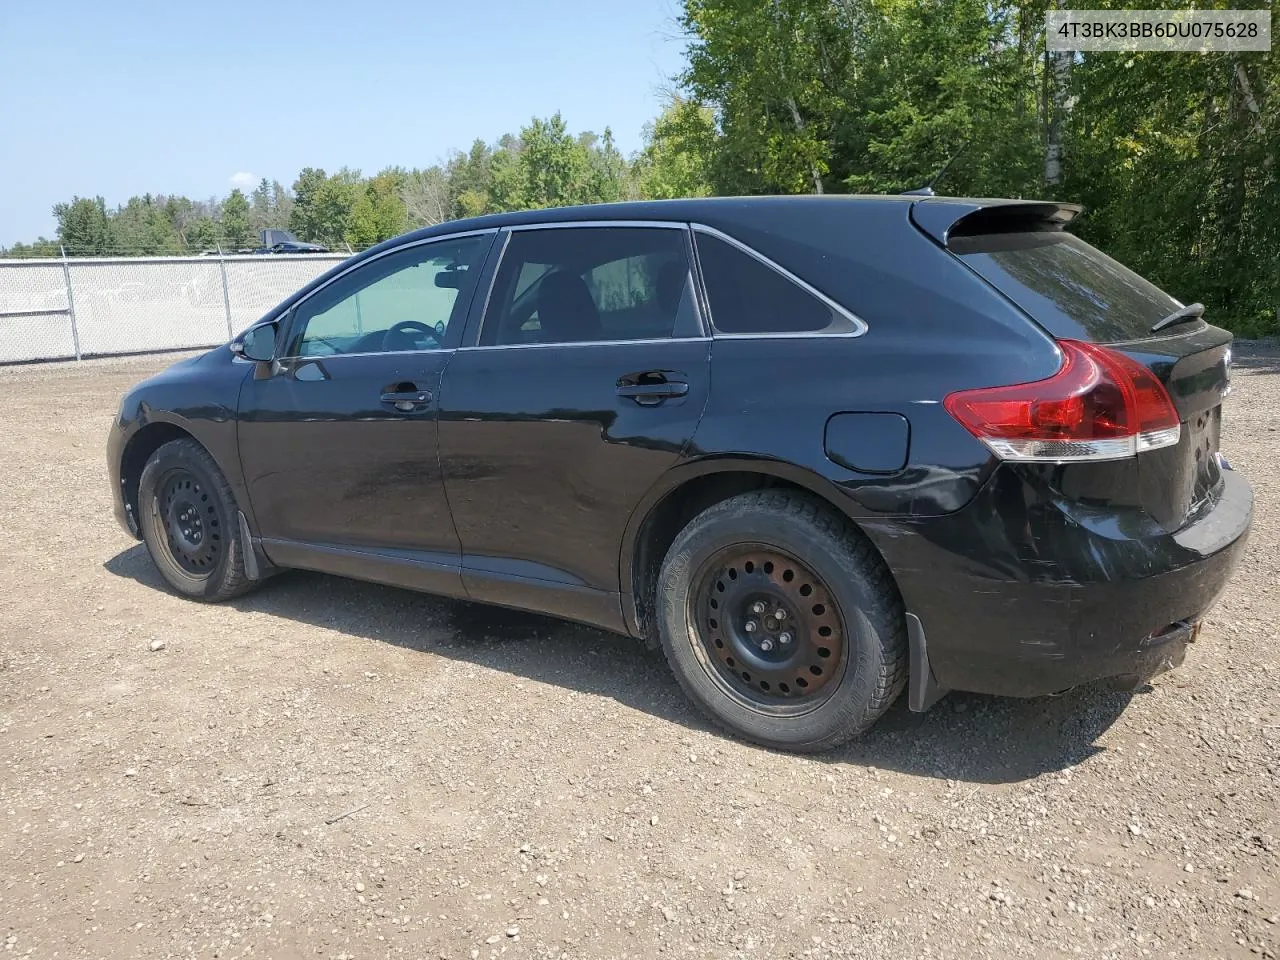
237, 511, 278, 581
906, 613, 949, 712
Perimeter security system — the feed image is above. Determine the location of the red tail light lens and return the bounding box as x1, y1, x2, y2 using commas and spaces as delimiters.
944, 340, 1181, 462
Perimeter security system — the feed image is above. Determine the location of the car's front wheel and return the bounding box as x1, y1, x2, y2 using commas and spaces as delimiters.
656, 490, 907, 752
137, 438, 255, 602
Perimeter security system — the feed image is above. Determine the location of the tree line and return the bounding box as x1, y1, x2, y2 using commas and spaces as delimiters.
4, 0, 1276, 336
4, 113, 657, 259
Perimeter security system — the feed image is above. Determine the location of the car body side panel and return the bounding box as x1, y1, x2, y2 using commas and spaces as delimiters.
236, 351, 458, 555
692, 338, 1016, 516
676, 202, 1064, 517
614, 205, 1067, 636
684, 201, 1067, 519
109, 349, 255, 537
437, 337, 713, 631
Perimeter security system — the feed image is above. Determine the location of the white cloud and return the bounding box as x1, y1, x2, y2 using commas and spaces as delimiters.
228, 171, 257, 190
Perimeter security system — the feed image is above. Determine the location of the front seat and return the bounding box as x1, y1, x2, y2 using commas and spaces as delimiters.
536, 271, 602, 343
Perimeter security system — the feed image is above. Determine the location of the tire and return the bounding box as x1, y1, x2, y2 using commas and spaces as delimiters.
137, 438, 255, 602
656, 490, 907, 752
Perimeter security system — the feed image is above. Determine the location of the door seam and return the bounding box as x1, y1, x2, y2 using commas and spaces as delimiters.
434, 348, 473, 599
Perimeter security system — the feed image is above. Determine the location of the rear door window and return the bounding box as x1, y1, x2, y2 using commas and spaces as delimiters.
479, 226, 701, 346
949, 231, 1187, 343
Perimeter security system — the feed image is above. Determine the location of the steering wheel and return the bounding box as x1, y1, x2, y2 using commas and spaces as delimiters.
382, 320, 443, 352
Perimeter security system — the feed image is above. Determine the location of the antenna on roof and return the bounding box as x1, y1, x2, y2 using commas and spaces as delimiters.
901, 143, 969, 197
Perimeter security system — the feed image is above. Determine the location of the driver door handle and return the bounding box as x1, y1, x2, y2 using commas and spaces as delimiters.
380, 383, 433, 413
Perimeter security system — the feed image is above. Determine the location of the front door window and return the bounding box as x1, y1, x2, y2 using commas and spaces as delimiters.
287, 234, 491, 357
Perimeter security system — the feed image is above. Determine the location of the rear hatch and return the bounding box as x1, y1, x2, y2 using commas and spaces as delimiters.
920, 201, 1232, 531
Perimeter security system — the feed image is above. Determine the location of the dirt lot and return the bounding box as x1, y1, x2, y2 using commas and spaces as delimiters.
1, 347, 1277, 960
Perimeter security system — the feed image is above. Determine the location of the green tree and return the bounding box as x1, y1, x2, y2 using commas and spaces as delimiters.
220, 189, 254, 249
53, 196, 111, 255
2, 238, 59, 258
636, 97, 718, 199
250, 177, 292, 233
487, 113, 613, 212
838, 0, 1042, 197
309, 169, 363, 247
586, 128, 634, 203
109, 194, 185, 255
487, 139, 527, 212
681, 0, 851, 194
10, 27, 1274, 337
1064, 48, 1280, 337
250, 178, 273, 232
185, 216, 221, 252
270, 180, 294, 230
347, 169, 409, 247
674, 0, 1277, 333
446, 140, 495, 218
520, 113, 595, 207
289, 167, 329, 241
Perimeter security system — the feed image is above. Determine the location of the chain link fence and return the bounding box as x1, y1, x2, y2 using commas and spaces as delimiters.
0, 253, 351, 363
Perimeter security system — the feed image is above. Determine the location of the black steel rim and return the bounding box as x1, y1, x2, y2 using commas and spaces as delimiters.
156, 469, 222, 576
690, 544, 847, 716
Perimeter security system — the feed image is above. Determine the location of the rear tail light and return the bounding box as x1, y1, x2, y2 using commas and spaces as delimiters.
944, 340, 1181, 462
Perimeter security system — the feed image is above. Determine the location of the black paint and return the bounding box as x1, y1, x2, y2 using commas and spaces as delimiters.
106, 196, 1253, 703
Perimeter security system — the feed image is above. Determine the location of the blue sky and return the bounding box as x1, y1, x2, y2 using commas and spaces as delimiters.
0, 0, 688, 246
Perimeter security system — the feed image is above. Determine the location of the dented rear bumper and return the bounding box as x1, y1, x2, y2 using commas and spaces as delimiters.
867, 466, 1253, 702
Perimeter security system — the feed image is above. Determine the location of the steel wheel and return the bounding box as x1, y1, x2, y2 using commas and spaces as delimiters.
155, 468, 223, 576
690, 544, 847, 716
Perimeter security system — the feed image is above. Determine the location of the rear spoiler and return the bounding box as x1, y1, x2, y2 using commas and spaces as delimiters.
909, 198, 1083, 247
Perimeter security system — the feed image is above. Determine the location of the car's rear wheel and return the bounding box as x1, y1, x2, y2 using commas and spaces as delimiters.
656, 490, 907, 752
137, 438, 255, 602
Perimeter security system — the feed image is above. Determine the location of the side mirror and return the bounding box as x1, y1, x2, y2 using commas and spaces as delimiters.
237, 322, 278, 362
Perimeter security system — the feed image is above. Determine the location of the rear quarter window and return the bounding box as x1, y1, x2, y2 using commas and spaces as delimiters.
949, 231, 1187, 343
695, 231, 861, 336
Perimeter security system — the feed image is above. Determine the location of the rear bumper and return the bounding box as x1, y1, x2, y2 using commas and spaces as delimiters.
867, 467, 1253, 699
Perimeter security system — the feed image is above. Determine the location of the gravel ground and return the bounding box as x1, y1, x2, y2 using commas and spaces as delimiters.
0, 345, 1276, 960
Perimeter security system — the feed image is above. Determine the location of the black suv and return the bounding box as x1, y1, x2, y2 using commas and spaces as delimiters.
107, 196, 1251, 752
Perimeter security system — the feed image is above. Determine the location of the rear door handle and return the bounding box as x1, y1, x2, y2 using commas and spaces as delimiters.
611, 378, 686, 404
380, 386, 433, 412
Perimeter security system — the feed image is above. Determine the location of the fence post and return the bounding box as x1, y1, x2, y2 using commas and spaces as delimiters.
60, 246, 82, 361
217, 247, 234, 338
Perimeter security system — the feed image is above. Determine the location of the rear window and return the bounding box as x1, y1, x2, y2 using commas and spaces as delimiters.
950, 231, 1185, 343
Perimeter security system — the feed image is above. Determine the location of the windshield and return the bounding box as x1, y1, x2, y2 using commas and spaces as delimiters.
950, 231, 1187, 343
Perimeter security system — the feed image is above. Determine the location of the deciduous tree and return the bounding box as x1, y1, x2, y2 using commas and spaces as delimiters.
636, 98, 717, 199
347, 170, 409, 247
